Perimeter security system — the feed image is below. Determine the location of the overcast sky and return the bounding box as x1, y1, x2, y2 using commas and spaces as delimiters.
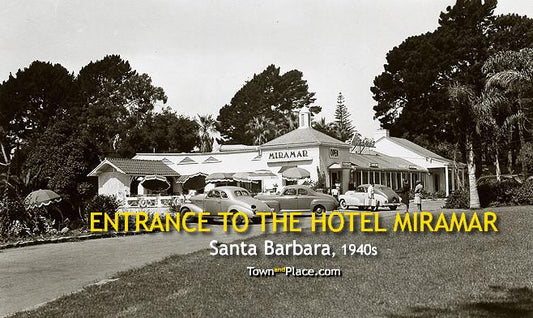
1, 0, 531, 138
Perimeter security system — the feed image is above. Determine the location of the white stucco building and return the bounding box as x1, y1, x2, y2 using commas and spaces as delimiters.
373, 129, 465, 196
89, 108, 462, 208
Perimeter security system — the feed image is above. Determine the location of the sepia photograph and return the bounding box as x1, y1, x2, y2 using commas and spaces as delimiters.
1, 0, 532, 317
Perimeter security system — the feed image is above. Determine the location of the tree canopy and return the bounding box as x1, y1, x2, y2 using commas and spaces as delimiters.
218, 64, 318, 144
371, 0, 533, 159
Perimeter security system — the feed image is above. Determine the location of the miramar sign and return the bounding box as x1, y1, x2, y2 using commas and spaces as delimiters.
267, 149, 309, 162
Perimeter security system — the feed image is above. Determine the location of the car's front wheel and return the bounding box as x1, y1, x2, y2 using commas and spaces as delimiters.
180, 207, 195, 223
230, 210, 246, 225
313, 205, 325, 215
339, 199, 348, 210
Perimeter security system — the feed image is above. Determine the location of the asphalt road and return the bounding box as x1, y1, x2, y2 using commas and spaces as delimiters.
0, 200, 444, 317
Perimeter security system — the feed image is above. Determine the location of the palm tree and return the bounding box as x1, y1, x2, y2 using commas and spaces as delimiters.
246, 115, 276, 145
448, 83, 482, 209
483, 48, 533, 178
195, 115, 218, 152
477, 89, 518, 182
312, 117, 337, 139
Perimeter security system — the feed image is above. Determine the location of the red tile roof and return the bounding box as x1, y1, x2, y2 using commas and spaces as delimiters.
88, 158, 180, 177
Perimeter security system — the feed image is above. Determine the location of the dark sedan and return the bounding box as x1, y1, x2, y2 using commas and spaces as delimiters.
255, 185, 338, 214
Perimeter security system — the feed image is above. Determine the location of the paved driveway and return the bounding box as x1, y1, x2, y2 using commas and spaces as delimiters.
0, 200, 444, 317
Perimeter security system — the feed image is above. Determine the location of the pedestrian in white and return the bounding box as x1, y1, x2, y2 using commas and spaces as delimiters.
414, 180, 424, 211
367, 183, 376, 211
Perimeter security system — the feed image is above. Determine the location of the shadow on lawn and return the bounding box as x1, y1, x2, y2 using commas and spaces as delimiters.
389, 286, 533, 317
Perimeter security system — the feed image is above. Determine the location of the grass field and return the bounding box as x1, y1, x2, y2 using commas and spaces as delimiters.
12, 207, 533, 317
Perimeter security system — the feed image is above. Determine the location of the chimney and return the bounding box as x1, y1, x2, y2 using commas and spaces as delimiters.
374, 129, 390, 140
298, 107, 311, 129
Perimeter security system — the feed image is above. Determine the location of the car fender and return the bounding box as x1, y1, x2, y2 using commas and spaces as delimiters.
179, 203, 204, 214
339, 194, 359, 206
310, 198, 337, 211
226, 204, 254, 217
257, 199, 281, 212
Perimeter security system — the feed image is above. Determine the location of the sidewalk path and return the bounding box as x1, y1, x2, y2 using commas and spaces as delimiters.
0, 200, 444, 317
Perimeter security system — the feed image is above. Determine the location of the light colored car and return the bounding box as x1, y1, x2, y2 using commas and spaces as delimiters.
254, 185, 338, 214
180, 186, 271, 223
339, 184, 401, 211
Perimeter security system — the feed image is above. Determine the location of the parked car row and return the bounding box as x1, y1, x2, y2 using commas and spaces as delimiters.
179, 184, 403, 223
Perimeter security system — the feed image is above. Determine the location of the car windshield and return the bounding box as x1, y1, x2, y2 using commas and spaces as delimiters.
234, 190, 250, 197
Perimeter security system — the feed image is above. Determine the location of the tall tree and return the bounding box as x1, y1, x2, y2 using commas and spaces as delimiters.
448, 83, 483, 209
218, 64, 317, 144
370, 0, 533, 161
483, 48, 533, 177
0, 61, 76, 154
246, 115, 276, 145
196, 114, 219, 152
333, 92, 355, 142
76, 55, 167, 158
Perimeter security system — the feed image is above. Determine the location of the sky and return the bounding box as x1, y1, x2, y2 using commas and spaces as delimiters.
1, 0, 532, 138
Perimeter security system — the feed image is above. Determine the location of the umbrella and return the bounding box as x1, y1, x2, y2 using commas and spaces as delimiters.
205, 172, 235, 183
24, 189, 62, 210
177, 173, 207, 190
282, 167, 311, 181
141, 175, 170, 191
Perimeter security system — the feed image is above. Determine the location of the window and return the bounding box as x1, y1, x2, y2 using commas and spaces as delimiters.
234, 190, 250, 197
356, 186, 366, 193
297, 188, 308, 195
220, 191, 228, 199
207, 190, 220, 198
283, 188, 297, 196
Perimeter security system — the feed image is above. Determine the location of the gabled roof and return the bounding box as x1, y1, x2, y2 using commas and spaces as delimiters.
88, 158, 180, 177
350, 151, 427, 172
387, 137, 451, 162
261, 128, 350, 148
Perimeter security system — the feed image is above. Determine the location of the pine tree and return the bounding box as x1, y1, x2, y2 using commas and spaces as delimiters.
333, 92, 354, 142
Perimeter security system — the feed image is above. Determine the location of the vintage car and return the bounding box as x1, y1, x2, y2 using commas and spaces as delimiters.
254, 185, 338, 214
180, 186, 272, 223
338, 184, 401, 210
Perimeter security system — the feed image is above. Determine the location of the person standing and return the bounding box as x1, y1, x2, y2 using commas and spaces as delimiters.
367, 183, 376, 211
401, 179, 411, 213
414, 180, 424, 211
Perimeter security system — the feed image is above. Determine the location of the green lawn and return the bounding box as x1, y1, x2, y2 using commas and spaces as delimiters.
12, 207, 533, 317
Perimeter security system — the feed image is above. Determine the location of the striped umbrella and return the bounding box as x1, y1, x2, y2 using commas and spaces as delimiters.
24, 189, 62, 210
281, 167, 311, 181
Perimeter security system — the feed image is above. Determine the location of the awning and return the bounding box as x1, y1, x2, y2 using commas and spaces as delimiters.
249, 169, 277, 180
141, 175, 170, 191
278, 166, 297, 173
232, 172, 257, 183
205, 172, 235, 183
282, 167, 310, 181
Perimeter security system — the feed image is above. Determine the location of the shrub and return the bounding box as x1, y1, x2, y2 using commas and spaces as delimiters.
513, 179, 533, 205
477, 178, 520, 207
0, 196, 30, 239
84, 195, 120, 229
444, 188, 469, 209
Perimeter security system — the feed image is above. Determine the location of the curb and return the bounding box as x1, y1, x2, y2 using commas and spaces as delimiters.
0, 230, 151, 251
